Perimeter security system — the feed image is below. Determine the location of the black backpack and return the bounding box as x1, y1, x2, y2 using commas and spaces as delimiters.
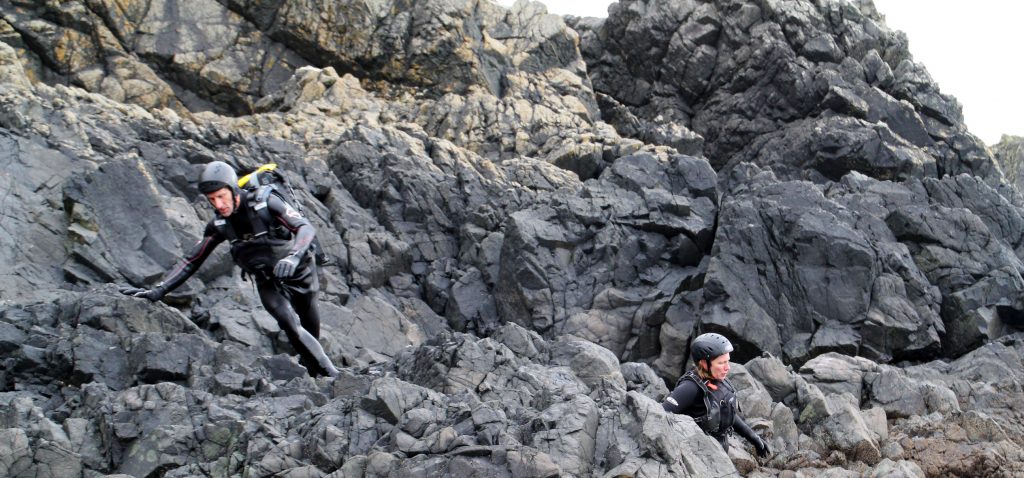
233, 164, 329, 265
238, 163, 297, 204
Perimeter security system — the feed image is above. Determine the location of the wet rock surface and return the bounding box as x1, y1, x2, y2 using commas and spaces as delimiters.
2, 0, 1024, 476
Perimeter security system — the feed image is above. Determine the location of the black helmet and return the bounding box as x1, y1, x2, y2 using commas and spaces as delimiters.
198, 161, 239, 194
690, 333, 734, 363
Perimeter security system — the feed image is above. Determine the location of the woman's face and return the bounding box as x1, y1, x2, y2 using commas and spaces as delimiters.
708, 353, 731, 380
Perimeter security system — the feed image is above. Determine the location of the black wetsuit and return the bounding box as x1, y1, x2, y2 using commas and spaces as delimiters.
662, 371, 761, 452
153, 192, 337, 376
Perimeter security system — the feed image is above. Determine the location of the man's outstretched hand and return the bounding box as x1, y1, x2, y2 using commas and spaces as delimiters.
754, 436, 771, 458
118, 286, 165, 302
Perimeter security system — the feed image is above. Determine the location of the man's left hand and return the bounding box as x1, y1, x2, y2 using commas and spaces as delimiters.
754, 436, 771, 457
118, 286, 165, 302
274, 255, 300, 278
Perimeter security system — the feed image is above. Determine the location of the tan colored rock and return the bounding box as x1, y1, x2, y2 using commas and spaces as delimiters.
0, 41, 32, 90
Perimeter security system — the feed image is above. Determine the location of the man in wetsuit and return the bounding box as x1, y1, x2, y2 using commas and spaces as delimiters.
119, 160, 340, 377
663, 333, 770, 457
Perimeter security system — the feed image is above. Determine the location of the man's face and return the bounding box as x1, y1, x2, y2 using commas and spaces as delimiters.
708, 353, 731, 380
205, 188, 238, 217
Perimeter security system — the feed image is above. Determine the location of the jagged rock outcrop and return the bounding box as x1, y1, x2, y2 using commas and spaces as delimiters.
3, 0, 1024, 476
576, 0, 995, 182
993, 134, 1024, 191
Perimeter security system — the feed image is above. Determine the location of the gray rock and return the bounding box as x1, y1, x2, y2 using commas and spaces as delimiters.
809, 322, 861, 358
341, 292, 425, 360
795, 377, 830, 425
880, 439, 905, 461
128, 333, 217, 384
620, 362, 669, 400
346, 232, 413, 290
506, 448, 561, 477
860, 273, 943, 363
771, 402, 800, 453
257, 354, 309, 382
653, 288, 701, 380
599, 391, 738, 477
65, 325, 132, 390
959, 410, 1010, 443
362, 377, 446, 425
33, 440, 84, 478
727, 363, 774, 420
71, 289, 203, 338
861, 407, 889, 442
745, 355, 797, 403
886, 203, 1024, 357
0, 321, 27, 355
992, 135, 1024, 194
816, 395, 882, 465
866, 458, 925, 478
0, 41, 32, 90
550, 337, 627, 395
703, 180, 880, 362
447, 267, 499, 334
364, 451, 401, 477
63, 158, 194, 287
528, 395, 599, 476
491, 323, 549, 361
865, 368, 927, 419
920, 382, 960, 415
63, 417, 106, 471
105, 383, 207, 477
0, 428, 33, 477
800, 353, 876, 403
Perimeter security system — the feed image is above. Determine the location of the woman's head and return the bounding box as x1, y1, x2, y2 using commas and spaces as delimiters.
696, 352, 731, 380
690, 333, 734, 381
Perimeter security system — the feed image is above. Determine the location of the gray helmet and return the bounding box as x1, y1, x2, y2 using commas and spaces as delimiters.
690, 333, 734, 363
198, 161, 239, 194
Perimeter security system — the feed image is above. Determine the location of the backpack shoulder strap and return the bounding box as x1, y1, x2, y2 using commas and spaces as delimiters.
678, 370, 707, 389
721, 378, 740, 413
678, 371, 715, 424
212, 217, 237, 242
246, 186, 276, 237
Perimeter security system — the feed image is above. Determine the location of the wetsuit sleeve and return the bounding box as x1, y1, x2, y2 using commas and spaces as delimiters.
733, 414, 760, 444
266, 194, 315, 258
153, 221, 225, 293
662, 380, 702, 414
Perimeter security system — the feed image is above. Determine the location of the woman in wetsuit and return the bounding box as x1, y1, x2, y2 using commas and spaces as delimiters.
663, 332, 770, 457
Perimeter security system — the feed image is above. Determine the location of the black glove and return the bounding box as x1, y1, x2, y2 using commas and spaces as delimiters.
753, 436, 771, 457
274, 255, 300, 278
118, 286, 165, 302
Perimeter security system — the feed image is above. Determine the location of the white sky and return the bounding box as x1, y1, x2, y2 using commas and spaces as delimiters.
495, 0, 1024, 145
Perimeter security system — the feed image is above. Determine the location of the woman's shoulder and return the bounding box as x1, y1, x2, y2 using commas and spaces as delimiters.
673, 372, 705, 392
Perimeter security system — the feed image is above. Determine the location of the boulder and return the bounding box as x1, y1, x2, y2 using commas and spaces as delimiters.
865, 368, 927, 419
816, 395, 882, 465
799, 353, 875, 403
866, 459, 925, 478
745, 355, 797, 403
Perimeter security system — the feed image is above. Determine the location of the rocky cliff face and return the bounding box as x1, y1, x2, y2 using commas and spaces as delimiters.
2, 0, 1023, 476
993, 135, 1024, 192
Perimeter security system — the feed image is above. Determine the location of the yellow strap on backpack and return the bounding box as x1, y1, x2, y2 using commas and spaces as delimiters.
237, 163, 278, 188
